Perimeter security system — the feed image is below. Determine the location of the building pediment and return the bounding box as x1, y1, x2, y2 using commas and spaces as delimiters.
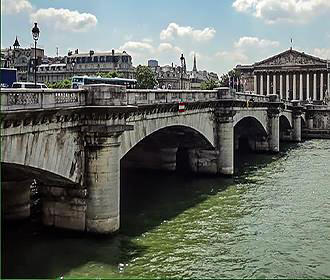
255, 49, 326, 67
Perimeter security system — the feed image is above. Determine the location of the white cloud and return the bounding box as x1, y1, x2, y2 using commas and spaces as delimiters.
2, 0, 32, 14
30, 8, 97, 32
312, 48, 330, 59
158, 43, 182, 54
142, 38, 153, 43
234, 36, 280, 48
160, 22, 216, 41
216, 50, 249, 64
120, 41, 154, 52
232, 0, 330, 24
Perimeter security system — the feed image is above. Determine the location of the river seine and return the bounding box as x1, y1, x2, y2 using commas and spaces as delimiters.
2, 139, 330, 278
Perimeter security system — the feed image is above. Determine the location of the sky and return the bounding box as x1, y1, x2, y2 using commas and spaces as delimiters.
1, 0, 330, 76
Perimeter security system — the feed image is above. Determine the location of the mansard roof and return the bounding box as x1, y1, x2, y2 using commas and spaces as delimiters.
254, 48, 327, 67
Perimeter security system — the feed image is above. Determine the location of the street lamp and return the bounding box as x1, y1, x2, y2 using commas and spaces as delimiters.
72, 59, 76, 77
32, 22, 40, 87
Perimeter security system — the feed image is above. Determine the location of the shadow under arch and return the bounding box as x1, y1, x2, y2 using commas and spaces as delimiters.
1, 162, 77, 186
279, 115, 293, 142
120, 125, 215, 171
234, 116, 268, 152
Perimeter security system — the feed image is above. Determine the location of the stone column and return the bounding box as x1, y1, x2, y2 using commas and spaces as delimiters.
306, 73, 310, 100
215, 111, 234, 175
293, 115, 302, 142
273, 74, 277, 95
260, 74, 264, 95
313, 73, 317, 100
267, 74, 270, 95
2, 180, 32, 220
268, 110, 280, 152
293, 73, 297, 100
280, 74, 283, 100
299, 73, 303, 100
320, 72, 324, 101
307, 116, 314, 129
254, 74, 257, 94
85, 133, 121, 234
286, 73, 290, 100
41, 185, 87, 231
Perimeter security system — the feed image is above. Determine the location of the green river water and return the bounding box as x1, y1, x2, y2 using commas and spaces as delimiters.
2, 139, 330, 278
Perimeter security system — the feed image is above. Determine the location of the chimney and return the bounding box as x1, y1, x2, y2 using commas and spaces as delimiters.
75, 49, 79, 54
112, 49, 115, 56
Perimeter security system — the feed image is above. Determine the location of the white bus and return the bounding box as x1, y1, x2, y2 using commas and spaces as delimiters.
72, 76, 137, 89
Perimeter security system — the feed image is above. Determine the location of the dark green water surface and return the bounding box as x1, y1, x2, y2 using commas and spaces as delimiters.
2, 139, 330, 278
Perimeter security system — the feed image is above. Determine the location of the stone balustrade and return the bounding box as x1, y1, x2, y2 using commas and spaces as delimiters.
1, 88, 86, 111
1, 85, 272, 112
126, 89, 218, 105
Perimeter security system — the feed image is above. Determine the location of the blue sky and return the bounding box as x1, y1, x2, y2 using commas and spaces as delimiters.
2, 0, 330, 75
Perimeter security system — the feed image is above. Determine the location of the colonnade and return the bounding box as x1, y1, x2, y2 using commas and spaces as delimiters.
254, 71, 330, 101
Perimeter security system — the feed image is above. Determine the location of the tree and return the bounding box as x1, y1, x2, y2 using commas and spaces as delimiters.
135, 65, 157, 89
219, 69, 242, 91
97, 71, 123, 78
200, 79, 219, 90
47, 79, 71, 89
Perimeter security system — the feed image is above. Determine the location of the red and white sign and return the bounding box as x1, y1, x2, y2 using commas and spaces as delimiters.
179, 102, 185, 112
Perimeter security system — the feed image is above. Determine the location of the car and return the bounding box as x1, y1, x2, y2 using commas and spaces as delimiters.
12, 82, 48, 89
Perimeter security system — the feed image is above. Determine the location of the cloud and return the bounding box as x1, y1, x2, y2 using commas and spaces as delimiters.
160, 22, 216, 41
158, 43, 182, 54
215, 35, 280, 71
2, 0, 32, 14
232, 0, 330, 24
234, 36, 280, 48
120, 41, 154, 52
216, 50, 249, 64
30, 8, 97, 32
312, 48, 330, 59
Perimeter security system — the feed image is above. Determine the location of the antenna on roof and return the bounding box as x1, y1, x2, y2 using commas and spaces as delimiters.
56, 47, 59, 57
290, 38, 293, 50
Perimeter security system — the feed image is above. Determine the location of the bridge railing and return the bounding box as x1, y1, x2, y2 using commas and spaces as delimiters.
1, 88, 86, 111
126, 89, 218, 105
235, 92, 271, 102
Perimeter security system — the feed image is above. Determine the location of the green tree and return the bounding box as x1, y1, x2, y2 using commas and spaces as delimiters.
219, 69, 240, 87
135, 65, 157, 89
47, 79, 72, 89
97, 71, 123, 78
200, 80, 219, 90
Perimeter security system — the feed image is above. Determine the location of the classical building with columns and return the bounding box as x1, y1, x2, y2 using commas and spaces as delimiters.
236, 48, 330, 102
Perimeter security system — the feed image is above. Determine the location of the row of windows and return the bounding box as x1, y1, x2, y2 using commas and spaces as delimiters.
38, 66, 66, 71
67, 56, 130, 64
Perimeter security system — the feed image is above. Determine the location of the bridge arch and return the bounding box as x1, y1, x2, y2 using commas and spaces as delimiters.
233, 111, 268, 134
279, 111, 293, 128
120, 111, 215, 158
1, 130, 83, 185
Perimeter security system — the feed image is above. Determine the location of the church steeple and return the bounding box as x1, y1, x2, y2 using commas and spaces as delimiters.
13, 36, 20, 49
192, 53, 197, 72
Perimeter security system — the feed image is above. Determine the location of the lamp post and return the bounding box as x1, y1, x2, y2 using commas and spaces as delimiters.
72, 60, 76, 77
32, 22, 40, 87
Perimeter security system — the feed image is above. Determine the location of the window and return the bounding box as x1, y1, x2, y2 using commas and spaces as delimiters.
106, 56, 113, 62
122, 56, 129, 63
82, 57, 86, 63
94, 56, 99, 62
77, 57, 81, 63
87, 57, 92, 63
100, 56, 105, 62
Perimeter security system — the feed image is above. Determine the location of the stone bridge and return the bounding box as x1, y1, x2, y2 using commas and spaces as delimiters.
1, 85, 306, 233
